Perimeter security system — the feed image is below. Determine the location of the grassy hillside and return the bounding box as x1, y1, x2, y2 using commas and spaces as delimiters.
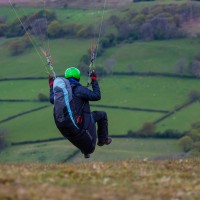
98, 38, 200, 73
157, 102, 200, 132
1, 74, 200, 140
0, 159, 199, 200
0, 138, 180, 163
2, 76, 200, 108
2, 38, 200, 78
0, 38, 91, 78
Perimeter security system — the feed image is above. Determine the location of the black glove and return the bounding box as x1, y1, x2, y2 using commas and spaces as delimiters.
48, 74, 54, 87
90, 70, 97, 81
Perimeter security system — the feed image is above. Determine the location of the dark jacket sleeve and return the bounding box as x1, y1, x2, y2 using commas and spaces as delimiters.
49, 86, 54, 104
74, 80, 101, 101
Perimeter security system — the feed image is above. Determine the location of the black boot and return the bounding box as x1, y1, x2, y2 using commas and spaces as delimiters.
97, 137, 112, 146
84, 154, 90, 159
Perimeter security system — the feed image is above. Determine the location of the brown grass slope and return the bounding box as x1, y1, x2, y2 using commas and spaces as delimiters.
0, 159, 200, 200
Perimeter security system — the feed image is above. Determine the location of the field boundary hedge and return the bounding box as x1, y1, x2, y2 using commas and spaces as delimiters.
0, 105, 50, 124
153, 99, 196, 125
1, 71, 200, 81
11, 135, 132, 146
113, 72, 200, 79
0, 77, 47, 81
0, 99, 169, 124
11, 134, 178, 147
91, 104, 168, 113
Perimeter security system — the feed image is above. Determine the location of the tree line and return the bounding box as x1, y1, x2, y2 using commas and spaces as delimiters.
1, 3, 200, 46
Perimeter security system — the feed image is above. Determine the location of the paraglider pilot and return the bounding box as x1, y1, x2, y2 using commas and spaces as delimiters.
48, 67, 112, 158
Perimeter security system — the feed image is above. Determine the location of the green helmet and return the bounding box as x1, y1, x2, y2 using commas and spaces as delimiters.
65, 67, 80, 80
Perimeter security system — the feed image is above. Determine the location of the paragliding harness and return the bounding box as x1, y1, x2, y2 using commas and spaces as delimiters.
8, 0, 107, 155
53, 77, 86, 135
53, 77, 96, 155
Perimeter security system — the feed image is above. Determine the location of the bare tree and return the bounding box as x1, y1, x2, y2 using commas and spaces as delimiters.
139, 122, 156, 137
104, 58, 116, 74
188, 90, 200, 101
127, 64, 135, 73
174, 57, 188, 74
190, 60, 200, 77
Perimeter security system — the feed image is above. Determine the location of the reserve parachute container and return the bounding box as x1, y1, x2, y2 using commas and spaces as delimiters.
53, 77, 79, 134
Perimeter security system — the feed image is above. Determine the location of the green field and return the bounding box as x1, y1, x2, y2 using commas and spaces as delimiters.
1, 74, 200, 140
97, 38, 200, 73
1, 37, 199, 161
0, 138, 180, 163
0, 38, 91, 78
2, 76, 200, 107
0, 102, 46, 121
157, 101, 200, 132
2, 37, 200, 78
1, 106, 58, 142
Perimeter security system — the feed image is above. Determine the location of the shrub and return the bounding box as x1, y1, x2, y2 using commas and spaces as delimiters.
193, 141, 200, 151
146, 14, 177, 40
0, 129, 7, 151
190, 149, 200, 156
132, 14, 146, 25
127, 129, 184, 138
138, 122, 156, 137
21, 33, 32, 48
101, 33, 116, 48
0, 23, 7, 37
38, 93, 48, 102
140, 22, 154, 40
162, 129, 184, 138
63, 3, 68, 9
0, 15, 7, 23
191, 121, 200, 129
6, 10, 56, 38
108, 15, 122, 29
9, 40, 25, 56
6, 19, 25, 38
174, 58, 188, 74
178, 136, 193, 152
104, 58, 116, 75
33, 10, 56, 22
80, 54, 90, 66
134, 0, 155, 2
189, 60, 200, 77
63, 23, 82, 37
188, 90, 200, 101
48, 20, 63, 38
188, 129, 200, 142
77, 25, 97, 38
